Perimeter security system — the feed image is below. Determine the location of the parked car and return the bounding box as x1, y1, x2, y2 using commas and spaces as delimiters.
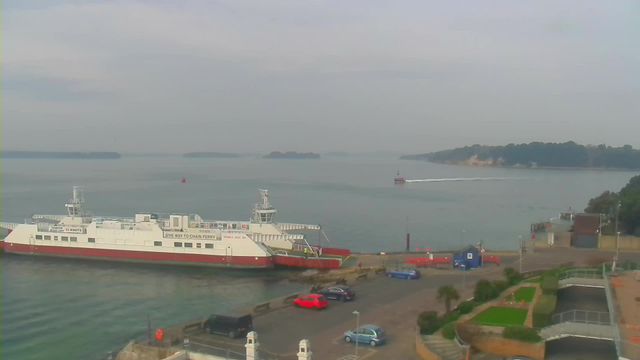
344, 325, 387, 347
317, 285, 355, 301
387, 268, 421, 279
274, 250, 289, 256
292, 294, 329, 310
203, 313, 253, 338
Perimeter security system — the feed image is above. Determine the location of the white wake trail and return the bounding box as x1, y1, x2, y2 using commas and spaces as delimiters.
405, 177, 525, 183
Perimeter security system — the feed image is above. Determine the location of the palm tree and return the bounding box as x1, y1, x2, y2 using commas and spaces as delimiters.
436, 285, 460, 313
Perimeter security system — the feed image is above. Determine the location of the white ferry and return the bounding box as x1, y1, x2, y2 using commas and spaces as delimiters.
0, 187, 339, 269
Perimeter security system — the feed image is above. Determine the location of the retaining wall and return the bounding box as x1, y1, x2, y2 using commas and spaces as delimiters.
599, 235, 640, 251
470, 335, 545, 360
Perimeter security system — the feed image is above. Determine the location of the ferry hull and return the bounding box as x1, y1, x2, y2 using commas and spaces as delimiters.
3, 243, 274, 269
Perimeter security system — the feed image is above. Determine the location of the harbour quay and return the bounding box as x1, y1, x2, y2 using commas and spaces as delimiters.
111, 246, 640, 360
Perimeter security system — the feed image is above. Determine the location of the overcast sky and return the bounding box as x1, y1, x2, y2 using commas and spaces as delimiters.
1, 0, 639, 154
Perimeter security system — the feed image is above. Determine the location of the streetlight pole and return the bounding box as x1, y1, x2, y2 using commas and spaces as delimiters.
461, 264, 466, 292
519, 236, 523, 274
614, 201, 620, 261
353, 310, 360, 358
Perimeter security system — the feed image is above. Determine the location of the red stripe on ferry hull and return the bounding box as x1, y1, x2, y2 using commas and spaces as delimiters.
3, 243, 273, 269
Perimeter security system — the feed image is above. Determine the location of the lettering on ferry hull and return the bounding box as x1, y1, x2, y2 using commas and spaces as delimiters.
163, 232, 219, 240
48, 226, 84, 234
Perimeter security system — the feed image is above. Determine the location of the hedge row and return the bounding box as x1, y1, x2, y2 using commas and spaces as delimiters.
541, 275, 559, 295
532, 294, 557, 328
442, 322, 456, 340
502, 326, 542, 343
417, 309, 463, 335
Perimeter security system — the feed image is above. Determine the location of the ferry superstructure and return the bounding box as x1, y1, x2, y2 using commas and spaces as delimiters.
0, 187, 325, 268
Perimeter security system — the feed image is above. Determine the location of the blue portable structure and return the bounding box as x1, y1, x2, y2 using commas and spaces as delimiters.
453, 245, 482, 269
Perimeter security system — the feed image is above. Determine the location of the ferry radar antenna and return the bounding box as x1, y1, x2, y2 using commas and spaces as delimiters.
65, 186, 85, 218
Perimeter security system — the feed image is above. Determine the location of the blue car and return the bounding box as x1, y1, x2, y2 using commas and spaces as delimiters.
387, 268, 421, 279
344, 325, 387, 347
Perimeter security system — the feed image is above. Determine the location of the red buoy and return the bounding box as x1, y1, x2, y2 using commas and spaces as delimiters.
181, 178, 186, 183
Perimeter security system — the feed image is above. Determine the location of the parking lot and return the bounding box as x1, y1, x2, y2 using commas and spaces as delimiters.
188, 248, 640, 359
191, 270, 481, 359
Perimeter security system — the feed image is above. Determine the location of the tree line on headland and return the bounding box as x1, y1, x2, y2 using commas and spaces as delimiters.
584, 175, 640, 237
401, 142, 640, 170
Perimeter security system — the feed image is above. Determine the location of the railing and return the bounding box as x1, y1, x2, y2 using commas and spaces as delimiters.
187, 341, 247, 359
603, 263, 624, 358
551, 310, 610, 325
558, 268, 603, 280
187, 340, 298, 360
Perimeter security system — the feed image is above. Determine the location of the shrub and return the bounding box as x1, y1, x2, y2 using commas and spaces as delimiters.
442, 322, 456, 340
541, 275, 559, 295
503, 267, 523, 285
492, 280, 511, 294
457, 300, 475, 314
474, 279, 498, 302
442, 311, 461, 324
417, 311, 442, 334
532, 294, 557, 328
502, 326, 542, 343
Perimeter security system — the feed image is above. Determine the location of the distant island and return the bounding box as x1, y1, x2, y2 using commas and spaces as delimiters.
183, 152, 241, 158
401, 142, 640, 170
264, 151, 321, 159
1, 151, 121, 159
325, 152, 350, 157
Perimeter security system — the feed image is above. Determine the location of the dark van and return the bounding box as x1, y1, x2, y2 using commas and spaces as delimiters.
203, 313, 253, 338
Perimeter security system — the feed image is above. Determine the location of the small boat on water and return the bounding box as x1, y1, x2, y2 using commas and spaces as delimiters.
394, 171, 406, 184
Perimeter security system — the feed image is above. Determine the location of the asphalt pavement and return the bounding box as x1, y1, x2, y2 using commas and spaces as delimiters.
189, 248, 640, 360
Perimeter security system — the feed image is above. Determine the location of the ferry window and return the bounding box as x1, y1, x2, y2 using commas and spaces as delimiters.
35, 235, 43, 240
44, 235, 51, 240
184, 243, 193, 248
232, 223, 237, 229
174, 242, 182, 247
88, 238, 96, 243
61, 236, 69, 241
154, 241, 162, 247
70, 237, 77, 242
196, 243, 201, 248
54, 236, 58, 241
205, 244, 214, 249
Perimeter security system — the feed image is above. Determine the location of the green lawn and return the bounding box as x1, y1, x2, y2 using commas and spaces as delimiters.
472, 307, 528, 327
513, 287, 536, 302
525, 277, 542, 284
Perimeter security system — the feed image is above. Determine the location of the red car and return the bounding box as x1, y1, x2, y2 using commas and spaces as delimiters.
293, 294, 329, 310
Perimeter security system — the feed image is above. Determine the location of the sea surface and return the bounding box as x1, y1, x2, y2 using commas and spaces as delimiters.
0, 156, 636, 360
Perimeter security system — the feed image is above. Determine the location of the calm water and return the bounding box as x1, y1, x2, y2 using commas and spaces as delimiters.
0, 157, 636, 359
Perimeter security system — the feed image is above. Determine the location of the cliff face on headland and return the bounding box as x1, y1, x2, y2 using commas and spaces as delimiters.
401, 142, 640, 170
264, 151, 321, 159
1, 151, 121, 159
